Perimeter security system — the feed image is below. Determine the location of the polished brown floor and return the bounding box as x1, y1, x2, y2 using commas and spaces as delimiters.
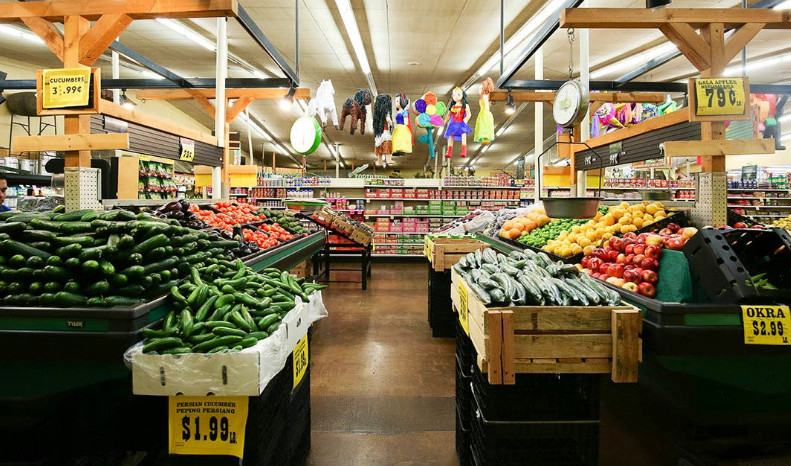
306, 261, 457, 466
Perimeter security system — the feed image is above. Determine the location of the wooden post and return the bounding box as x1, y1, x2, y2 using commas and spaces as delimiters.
699, 23, 727, 173
63, 16, 91, 168
272, 151, 276, 173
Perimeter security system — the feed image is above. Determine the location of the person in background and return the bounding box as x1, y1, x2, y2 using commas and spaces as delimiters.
0, 173, 10, 212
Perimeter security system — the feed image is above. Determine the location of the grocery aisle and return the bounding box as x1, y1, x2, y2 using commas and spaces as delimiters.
306, 262, 457, 465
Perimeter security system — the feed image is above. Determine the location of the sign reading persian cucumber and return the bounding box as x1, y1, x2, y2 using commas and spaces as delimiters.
691, 77, 749, 120
293, 334, 309, 390
179, 138, 195, 162
41, 68, 91, 109
458, 280, 470, 336
742, 305, 790, 346
169, 396, 248, 458
290, 116, 322, 155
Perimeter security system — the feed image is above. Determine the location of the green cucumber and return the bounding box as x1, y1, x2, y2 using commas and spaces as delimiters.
98, 260, 115, 277
248, 331, 269, 340
43, 265, 72, 282
53, 209, 96, 222
212, 326, 247, 337
1, 240, 52, 259
56, 243, 83, 259
193, 335, 243, 353
132, 233, 168, 255
52, 235, 95, 247
120, 265, 145, 281
84, 280, 110, 297
81, 260, 100, 275
142, 337, 184, 353
64, 257, 81, 271
161, 346, 192, 355
43, 281, 61, 293
54, 291, 87, 307
64, 281, 81, 294
239, 336, 258, 348
18, 229, 57, 243
78, 246, 105, 262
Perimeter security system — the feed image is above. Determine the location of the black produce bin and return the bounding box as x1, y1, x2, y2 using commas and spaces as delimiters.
286, 353, 312, 466
456, 403, 473, 466
682, 227, 791, 304
428, 265, 455, 337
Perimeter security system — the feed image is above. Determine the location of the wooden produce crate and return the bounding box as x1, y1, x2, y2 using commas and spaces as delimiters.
313, 208, 337, 226
332, 217, 355, 235
424, 236, 489, 272
450, 269, 641, 385
350, 227, 373, 247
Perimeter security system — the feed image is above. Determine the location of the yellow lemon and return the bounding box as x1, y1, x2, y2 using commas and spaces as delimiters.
583, 245, 595, 256
633, 217, 644, 228
645, 204, 658, 215
578, 237, 591, 247
571, 244, 583, 255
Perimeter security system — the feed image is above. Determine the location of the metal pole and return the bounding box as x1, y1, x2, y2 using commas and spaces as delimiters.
534, 48, 544, 203
111, 50, 120, 104
213, 17, 228, 200
334, 143, 340, 179
295, 0, 300, 79
500, 0, 504, 76
741, 0, 747, 77
578, 4, 590, 197
246, 108, 254, 166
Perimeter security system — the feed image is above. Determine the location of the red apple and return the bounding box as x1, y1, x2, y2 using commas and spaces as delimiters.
622, 282, 639, 292
667, 223, 681, 233
581, 256, 590, 268
642, 269, 659, 284
734, 222, 747, 229
624, 244, 636, 255
587, 257, 603, 272
607, 250, 620, 262
680, 227, 698, 240
658, 228, 673, 236
609, 236, 624, 251
625, 254, 635, 264
616, 253, 628, 264
599, 263, 611, 275
606, 276, 625, 287
633, 244, 646, 255
623, 269, 642, 283
632, 254, 646, 265
623, 232, 637, 240
604, 245, 613, 253
608, 263, 625, 278
644, 245, 662, 260
664, 236, 685, 250
641, 257, 659, 271
638, 282, 657, 298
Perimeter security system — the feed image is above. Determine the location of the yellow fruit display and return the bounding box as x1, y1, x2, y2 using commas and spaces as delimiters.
500, 211, 551, 240
541, 201, 668, 257
771, 215, 791, 231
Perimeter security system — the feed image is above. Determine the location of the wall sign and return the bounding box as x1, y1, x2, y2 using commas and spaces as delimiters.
179, 138, 195, 162
741, 164, 758, 182
168, 396, 248, 458
688, 77, 750, 122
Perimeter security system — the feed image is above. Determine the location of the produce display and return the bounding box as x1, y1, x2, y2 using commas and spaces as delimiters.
543, 201, 671, 258
771, 215, 791, 230
147, 199, 210, 230
515, 218, 589, 248
212, 201, 265, 224
0, 208, 244, 307
578, 226, 698, 297
141, 261, 326, 354
452, 247, 620, 307
499, 208, 551, 240
434, 209, 494, 235
257, 208, 314, 235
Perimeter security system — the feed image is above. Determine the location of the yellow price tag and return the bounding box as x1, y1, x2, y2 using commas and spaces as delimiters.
742, 305, 791, 346
180, 138, 195, 162
694, 78, 746, 117
424, 236, 434, 261
293, 334, 309, 389
42, 68, 91, 109
168, 396, 248, 458
458, 280, 470, 336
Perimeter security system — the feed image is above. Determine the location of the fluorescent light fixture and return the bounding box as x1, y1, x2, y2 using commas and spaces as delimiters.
496, 127, 507, 137
156, 18, 215, 51
724, 53, 791, 75
140, 69, 164, 80
590, 42, 677, 79
280, 87, 296, 112
505, 90, 515, 115
335, 0, 371, 74
252, 69, 267, 79
774, 1, 791, 9
0, 25, 43, 44
782, 132, 791, 142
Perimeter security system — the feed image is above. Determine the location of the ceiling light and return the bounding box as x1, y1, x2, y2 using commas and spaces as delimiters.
724, 54, 789, 76
335, 0, 370, 74
590, 42, 678, 79
120, 89, 135, 110
252, 69, 267, 79
0, 25, 43, 44
774, 1, 791, 9
496, 127, 507, 137
156, 18, 215, 51
140, 70, 164, 80
280, 87, 296, 112
505, 91, 515, 115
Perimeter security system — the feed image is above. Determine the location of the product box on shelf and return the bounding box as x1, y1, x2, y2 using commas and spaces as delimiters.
313, 207, 338, 226
416, 189, 430, 199
350, 228, 373, 247
332, 216, 355, 235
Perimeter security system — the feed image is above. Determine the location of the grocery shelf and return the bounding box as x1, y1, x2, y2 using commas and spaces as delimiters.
102, 198, 215, 207
365, 214, 460, 218
374, 232, 428, 235
744, 214, 787, 218
364, 198, 519, 202
244, 231, 325, 272
727, 205, 791, 209
728, 188, 790, 192
372, 253, 425, 258
440, 185, 520, 189
727, 197, 791, 201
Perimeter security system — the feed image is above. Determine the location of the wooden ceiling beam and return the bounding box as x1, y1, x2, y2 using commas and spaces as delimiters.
135, 88, 311, 100
21, 17, 63, 61
100, 100, 218, 146
489, 91, 665, 104
194, 96, 216, 119
225, 96, 255, 123
560, 8, 790, 30
660, 23, 711, 71
79, 13, 133, 66
0, 0, 238, 23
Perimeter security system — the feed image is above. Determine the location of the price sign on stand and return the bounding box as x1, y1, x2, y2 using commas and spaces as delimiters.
742, 305, 791, 345
180, 138, 195, 162
458, 280, 470, 336
293, 334, 309, 390
689, 77, 750, 121
168, 396, 248, 458
40, 68, 92, 109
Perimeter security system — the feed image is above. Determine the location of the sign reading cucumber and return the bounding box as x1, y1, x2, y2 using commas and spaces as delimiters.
41, 68, 92, 109
168, 396, 248, 458
690, 77, 749, 120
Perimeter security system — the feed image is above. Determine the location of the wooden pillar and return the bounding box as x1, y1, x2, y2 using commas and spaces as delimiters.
700, 23, 727, 173
63, 16, 91, 168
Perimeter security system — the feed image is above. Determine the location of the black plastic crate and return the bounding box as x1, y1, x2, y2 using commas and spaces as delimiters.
456, 320, 476, 370
470, 363, 600, 422
727, 209, 762, 227
456, 402, 473, 466
469, 394, 600, 466
632, 210, 690, 235
682, 227, 791, 304
456, 354, 473, 429
288, 412, 311, 466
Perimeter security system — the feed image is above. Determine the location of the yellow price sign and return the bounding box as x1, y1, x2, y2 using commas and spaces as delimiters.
180, 138, 195, 162
458, 280, 470, 336
41, 68, 91, 109
742, 305, 791, 346
168, 396, 248, 458
293, 334, 309, 390
692, 78, 748, 118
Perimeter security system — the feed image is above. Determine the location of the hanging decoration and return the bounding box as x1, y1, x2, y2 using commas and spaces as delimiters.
413, 92, 446, 159
589, 101, 678, 137
443, 86, 472, 158
307, 79, 338, 130
373, 94, 394, 167
391, 93, 413, 156
752, 93, 787, 150
337, 88, 372, 135
474, 78, 495, 144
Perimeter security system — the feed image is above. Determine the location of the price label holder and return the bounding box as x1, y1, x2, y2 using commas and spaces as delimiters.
180, 137, 195, 162
742, 305, 791, 345
458, 280, 470, 336
293, 334, 309, 390
36, 67, 100, 115
168, 396, 248, 458
688, 77, 750, 122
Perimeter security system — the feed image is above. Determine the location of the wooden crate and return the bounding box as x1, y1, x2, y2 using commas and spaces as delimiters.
424, 236, 489, 271
332, 217, 355, 235
350, 227, 373, 247
313, 208, 337, 226
450, 269, 641, 385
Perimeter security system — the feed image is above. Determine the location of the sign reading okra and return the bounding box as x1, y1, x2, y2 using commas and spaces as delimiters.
142, 261, 327, 354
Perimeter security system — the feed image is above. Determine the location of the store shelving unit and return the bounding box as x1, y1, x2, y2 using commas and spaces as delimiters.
727, 188, 791, 220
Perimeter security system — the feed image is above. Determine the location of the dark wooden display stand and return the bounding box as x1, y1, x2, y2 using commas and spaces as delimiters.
305, 215, 372, 290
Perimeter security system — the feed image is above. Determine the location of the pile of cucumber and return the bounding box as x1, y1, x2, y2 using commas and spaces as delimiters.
142, 261, 326, 354
0, 208, 243, 308
453, 248, 620, 307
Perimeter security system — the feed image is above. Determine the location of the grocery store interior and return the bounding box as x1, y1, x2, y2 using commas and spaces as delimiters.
2, 0, 791, 465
